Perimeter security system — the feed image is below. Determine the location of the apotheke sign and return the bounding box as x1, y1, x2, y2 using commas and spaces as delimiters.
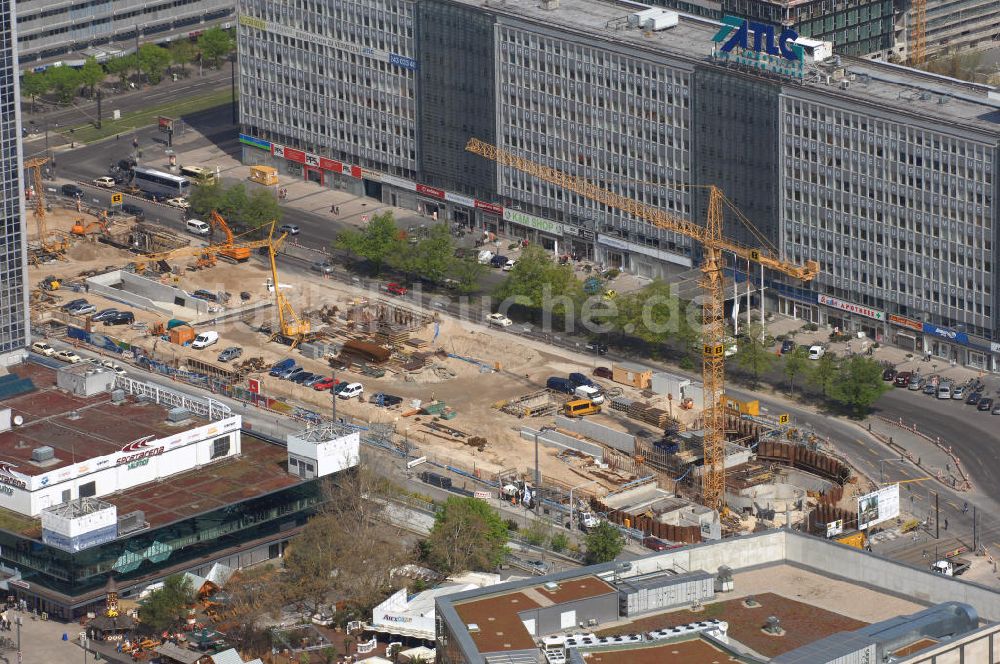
818, 294, 885, 321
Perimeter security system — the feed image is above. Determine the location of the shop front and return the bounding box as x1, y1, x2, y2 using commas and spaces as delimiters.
595, 234, 692, 279
887, 314, 922, 352
502, 209, 563, 253
816, 294, 885, 340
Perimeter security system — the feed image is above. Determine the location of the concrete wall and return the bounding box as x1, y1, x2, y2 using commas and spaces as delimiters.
521, 428, 603, 462
554, 416, 635, 454
87, 270, 211, 316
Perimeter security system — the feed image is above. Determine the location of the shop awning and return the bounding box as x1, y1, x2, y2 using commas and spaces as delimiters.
365, 622, 435, 640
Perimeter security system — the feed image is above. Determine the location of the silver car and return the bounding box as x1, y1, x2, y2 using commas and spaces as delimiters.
310, 261, 334, 274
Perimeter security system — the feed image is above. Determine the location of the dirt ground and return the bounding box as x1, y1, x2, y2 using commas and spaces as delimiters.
28, 227, 687, 492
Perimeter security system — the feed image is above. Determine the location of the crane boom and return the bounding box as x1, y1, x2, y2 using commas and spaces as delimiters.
264, 223, 309, 343
466, 137, 818, 510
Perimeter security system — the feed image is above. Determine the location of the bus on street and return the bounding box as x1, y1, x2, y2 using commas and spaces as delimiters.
132, 167, 191, 199
179, 165, 217, 186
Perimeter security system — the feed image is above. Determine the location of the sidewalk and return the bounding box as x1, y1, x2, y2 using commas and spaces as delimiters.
864, 416, 970, 492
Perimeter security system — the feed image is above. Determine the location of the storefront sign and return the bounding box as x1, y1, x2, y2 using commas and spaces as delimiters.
416, 184, 445, 200
389, 53, 419, 71
283, 147, 305, 164
991, 342, 1000, 354
305, 153, 320, 168
922, 323, 969, 345
319, 157, 342, 173
475, 200, 503, 215
818, 294, 884, 321
381, 175, 416, 191
597, 234, 693, 268
127, 458, 150, 470
381, 614, 413, 623
0, 464, 27, 490
444, 191, 475, 207
503, 209, 564, 236
888, 314, 922, 331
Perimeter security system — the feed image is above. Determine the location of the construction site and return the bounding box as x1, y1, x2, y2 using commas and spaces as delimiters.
24, 149, 910, 555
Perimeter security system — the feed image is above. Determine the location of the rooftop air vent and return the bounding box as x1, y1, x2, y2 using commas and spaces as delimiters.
166, 407, 192, 423
32, 446, 55, 462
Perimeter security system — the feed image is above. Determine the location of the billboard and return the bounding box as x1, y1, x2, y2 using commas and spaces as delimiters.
857, 484, 900, 530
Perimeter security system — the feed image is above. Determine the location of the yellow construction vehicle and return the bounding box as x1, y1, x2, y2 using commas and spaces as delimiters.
208, 210, 253, 262
130, 234, 277, 274
24, 156, 69, 258
466, 137, 819, 510
265, 223, 310, 346
71, 218, 110, 237
39, 276, 60, 291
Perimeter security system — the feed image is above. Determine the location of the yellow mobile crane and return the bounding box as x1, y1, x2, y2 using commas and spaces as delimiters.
264, 222, 310, 347
466, 137, 819, 510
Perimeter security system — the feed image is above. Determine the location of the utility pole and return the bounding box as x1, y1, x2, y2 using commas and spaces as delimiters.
15, 614, 21, 664
935, 492, 940, 539
330, 370, 337, 423
533, 430, 540, 516
96, 89, 102, 130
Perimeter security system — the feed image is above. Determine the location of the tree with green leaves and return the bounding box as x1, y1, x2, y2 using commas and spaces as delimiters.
243, 188, 283, 228
735, 324, 775, 387
782, 345, 810, 394
140, 574, 193, 634
583, 521, 624, 564
188, 180, 225, 218
450, 257, 487, 294
105, 54, 135, 86
169, 39, 197, 74
334, 211, 402, 275
20, 71, 49, 111
198, 27, 235, 67
45, 65, 80, 104
138, 44, 172, 85
78, 57, 105, 98
828, 355, 890, 417
808, 352, 839, 398
219, 184, 249, 221
494, 245, 582, 325
405, 224, 455, 285
426, 496, 508, 573
549, 532, 570, 553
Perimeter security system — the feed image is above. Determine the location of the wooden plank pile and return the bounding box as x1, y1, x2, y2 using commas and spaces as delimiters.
626, 401, 675, 428
374, 323, 410, 348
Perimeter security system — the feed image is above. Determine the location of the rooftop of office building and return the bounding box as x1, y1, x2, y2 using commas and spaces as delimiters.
445, 0, 1000, 134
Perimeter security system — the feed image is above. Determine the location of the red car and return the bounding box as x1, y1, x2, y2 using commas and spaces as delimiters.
313, 377, 337, 391
386, 282, 408, 296
642, 536, 669, 551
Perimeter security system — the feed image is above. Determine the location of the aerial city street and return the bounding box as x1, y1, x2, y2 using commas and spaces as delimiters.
1, 0, 1000, 662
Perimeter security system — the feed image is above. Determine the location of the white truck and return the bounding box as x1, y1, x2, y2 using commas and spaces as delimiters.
931, 558, 970, 576
577, 511, 599, 531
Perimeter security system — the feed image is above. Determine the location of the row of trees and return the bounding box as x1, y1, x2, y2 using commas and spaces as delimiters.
20, 28, 234, 109
188, 181, 283, 228
334, 212, 487, 292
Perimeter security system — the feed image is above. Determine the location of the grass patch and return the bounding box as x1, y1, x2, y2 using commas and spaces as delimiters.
0, 509, 38, 536
65, 87, 235, 143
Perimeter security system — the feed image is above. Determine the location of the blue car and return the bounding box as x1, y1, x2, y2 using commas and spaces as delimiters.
269, 358, 295, 376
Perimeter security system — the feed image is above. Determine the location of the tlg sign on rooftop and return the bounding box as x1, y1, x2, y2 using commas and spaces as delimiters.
711, 15, 806, 80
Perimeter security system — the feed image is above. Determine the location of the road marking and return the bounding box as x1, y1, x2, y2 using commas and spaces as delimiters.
947, 500, 959, 510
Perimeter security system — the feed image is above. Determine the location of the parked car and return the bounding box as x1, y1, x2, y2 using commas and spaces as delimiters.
907, 375, 925, 390
310, 261, 334, 274
487, 313, 512, 327
61, 183, 84, 197
882, 367, 898, 381
808, 345, 825, 360
977, 398, 993, 412
165, 197, 190, 210
922, 382, 938, 395
593, 366, 613, 379
951, 385, 966, 400
291, 371, 317, 385
503, 259, 517, 271
937, 383, 952, 400
191, 331, 219, 349
642, 536, 669, 552
61, 298, 88, 312
338, 383, 364, 399
780, 339, 796, 354
894, 372, 912, 387
569, 372, 595, 388
277, 365, 303, 380
993, 403, 1000, 415
965, 392, 982, 406
332, 381, 352, 395
586, 341, 609, 355
370, 393, 403, 408
217, 346, 243, 362
121, 203, 144, 219
92, 308, 120, 323
490, 254, 509, 268
66, 302, 96, 316
524, 559, 550, 575
270, 358, 295, 376
312, 377, 337, 391
191, 289, 219, 302
55, 349, 82, 363
93, 176, 116, 188
546, 377, 575, 394
103, 311, 134, 326
303, 374, 326, 387
30, 341, 55, 356
278, 223, 300, 235
386, 282, 408, 296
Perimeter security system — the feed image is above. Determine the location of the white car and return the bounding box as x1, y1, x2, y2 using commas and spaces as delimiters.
487, 313, 512, 327
808, 345, 826, 360
502, 259, 516, 271
31, 341, 55, 356
93, 176, 116, 188
55, 349, 82, 363
191, 331, 219, 349
165, 197, 190, 210
338, 383, 364, 399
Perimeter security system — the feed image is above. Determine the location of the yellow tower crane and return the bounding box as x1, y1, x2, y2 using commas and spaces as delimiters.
465, 137, 819, 510
24, 156, 69, 258
910, 0, 927, 66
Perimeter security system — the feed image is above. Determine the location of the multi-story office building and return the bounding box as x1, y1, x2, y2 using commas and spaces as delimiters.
0, 0, 28, 368
923, 0, 1000, 59
15, 0, 234, 68
237, 0, 1000, 370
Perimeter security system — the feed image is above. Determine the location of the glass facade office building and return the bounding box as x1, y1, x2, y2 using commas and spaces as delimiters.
237, 0, 1000, 368
0, 0, 28, 368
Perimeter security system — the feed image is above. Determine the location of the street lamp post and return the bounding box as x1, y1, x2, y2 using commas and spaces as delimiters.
568, 479, 599, 532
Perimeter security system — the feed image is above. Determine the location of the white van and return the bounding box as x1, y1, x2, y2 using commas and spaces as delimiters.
338, 383, 364, 399
191, 331, 219, 349
186, 218, 211, 236
808, 345, 825, 360
477, 250, 494, 265
574, 384, 604, 405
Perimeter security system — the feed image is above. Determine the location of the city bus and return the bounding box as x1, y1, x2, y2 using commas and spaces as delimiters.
179, 165, 217, 186
132, 167, 191, 199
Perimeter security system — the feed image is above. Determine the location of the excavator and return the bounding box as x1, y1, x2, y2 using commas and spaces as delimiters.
71, 212, 111, 237
129, 233, 278, 274
208, 210, 252, 262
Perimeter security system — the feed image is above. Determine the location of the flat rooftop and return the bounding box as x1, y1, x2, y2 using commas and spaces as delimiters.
577, 637, 746, 663
448, 0, 1000, 133
454, 575, 616, 653
0, 363, 194, 476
